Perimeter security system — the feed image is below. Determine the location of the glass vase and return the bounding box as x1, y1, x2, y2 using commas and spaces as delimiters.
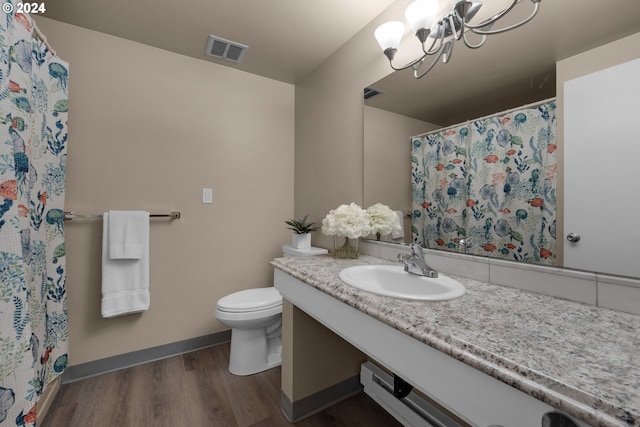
333, 236, 359, 259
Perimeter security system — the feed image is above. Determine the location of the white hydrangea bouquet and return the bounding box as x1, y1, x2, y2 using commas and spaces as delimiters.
321, 202, 402, 258
366, 203, 401, 241
321, 202, 371, 258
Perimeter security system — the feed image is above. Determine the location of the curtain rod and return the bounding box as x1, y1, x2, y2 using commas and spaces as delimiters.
32, 22, 56, 56
63, 211, 181, 221
413, 96, 556, 139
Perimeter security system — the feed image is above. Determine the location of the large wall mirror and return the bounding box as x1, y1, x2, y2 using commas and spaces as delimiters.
363, 0, 640, 278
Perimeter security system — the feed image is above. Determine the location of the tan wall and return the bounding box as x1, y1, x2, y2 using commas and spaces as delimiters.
35, 17, 295, 365
555, 32, 640, 265
294, 2, 409, 250
364, 105, 439, 241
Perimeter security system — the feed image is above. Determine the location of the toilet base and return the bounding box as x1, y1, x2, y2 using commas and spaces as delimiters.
228, 328, 282, 376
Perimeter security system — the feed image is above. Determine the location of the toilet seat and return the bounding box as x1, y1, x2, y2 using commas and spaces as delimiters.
216, 287, 282, 313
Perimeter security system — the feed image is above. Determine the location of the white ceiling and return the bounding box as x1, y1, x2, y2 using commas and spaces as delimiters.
40, 0, 395, 84
41, 1, 640, 126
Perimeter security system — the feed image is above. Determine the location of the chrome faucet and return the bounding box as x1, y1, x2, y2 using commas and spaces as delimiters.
397, 243, 438, 278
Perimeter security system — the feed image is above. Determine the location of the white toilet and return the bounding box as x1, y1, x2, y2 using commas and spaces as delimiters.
215, 287, 283, 376
215, 245, 327, 376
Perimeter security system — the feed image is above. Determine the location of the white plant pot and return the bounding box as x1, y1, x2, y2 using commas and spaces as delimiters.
291, 233, 311, 249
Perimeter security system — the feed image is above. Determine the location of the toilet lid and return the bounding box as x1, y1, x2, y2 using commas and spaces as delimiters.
217, 287, 282, 313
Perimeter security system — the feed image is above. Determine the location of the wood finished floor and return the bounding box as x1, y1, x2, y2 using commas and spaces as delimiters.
43, 342, 402, 427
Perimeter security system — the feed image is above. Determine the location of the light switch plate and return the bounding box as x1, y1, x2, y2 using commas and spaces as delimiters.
202, 188, 213, 204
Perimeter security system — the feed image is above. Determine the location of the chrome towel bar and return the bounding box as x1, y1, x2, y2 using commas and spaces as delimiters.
63, 211, 181, 221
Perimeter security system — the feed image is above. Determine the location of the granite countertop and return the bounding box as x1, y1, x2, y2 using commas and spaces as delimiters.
271, 254, 640, 427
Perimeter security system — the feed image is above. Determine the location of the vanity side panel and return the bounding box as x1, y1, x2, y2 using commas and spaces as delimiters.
281, 300, 294, 399
290, 304, 366, 399
280, 276, 367, 417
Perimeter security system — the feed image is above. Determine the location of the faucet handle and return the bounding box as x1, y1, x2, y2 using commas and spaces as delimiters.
397, 253, 411, 263
409, 243, 423, 257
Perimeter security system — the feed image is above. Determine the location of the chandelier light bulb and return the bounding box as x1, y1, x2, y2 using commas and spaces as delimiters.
374, 21, 405, 51
405, 0, 441, 33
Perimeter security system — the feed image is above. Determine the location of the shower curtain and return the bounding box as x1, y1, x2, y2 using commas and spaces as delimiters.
411, 101, 557, 265
0, 8, 69, 426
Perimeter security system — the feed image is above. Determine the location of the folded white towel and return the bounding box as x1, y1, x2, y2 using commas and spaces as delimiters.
108, 210, 148, 259
101, 211, 150, 318
392, 210, 405, 239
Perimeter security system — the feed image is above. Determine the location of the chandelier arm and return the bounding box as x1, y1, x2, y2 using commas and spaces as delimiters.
387, 22, 449, 72
441, 38, 454, 63
449, 13, 465, 40
467, 0, 541, 35
424, 21, 449, 55
388, 54, 429, 72
462, 29, 487, 49
414, 40, 453, 79
423, 31, 441, 55
463, 0, 520, 30
471, 0, 540, 35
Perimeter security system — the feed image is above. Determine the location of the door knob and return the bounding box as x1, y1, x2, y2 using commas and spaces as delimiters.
566, 233, 581, 243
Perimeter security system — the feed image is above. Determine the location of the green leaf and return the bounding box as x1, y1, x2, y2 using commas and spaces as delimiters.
285, 214, 319, 234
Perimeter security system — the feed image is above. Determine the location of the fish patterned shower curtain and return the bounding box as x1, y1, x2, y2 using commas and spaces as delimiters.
0, 6, 69, 426
411, 101, 557, 265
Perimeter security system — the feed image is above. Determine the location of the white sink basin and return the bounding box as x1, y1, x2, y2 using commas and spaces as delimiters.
339, 265, 465, 301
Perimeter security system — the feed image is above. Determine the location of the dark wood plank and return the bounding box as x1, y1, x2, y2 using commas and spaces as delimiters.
183, 348, 239, 426
66, 373, 110, 426
209, 345, 274, 426
119, 363, 155, 426
42, 343, 402, 427
148, 356, 194, 427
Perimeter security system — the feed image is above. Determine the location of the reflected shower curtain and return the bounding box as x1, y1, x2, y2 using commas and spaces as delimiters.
0, 7, 69, 426
411, 124, 470, 250
412, 101, 557, 265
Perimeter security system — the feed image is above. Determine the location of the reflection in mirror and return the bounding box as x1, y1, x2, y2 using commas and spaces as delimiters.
410, 99, 557, 266
363, 67, 555, 252
363, 101, 439, 243
363, 0, 640, 278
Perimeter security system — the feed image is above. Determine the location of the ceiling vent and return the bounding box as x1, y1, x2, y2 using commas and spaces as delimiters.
205, 35, 248, 63
364, 86, 384, 100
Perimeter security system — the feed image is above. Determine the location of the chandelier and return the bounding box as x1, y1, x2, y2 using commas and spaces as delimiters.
374, 0, 542, 79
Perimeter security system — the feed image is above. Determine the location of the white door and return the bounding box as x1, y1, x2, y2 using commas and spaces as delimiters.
564, 58, 640, 277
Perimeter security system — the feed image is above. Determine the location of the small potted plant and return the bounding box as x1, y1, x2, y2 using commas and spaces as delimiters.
285, 214, 319, 249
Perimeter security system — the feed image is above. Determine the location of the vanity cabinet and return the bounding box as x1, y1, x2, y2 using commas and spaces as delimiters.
274, 268, 590, 427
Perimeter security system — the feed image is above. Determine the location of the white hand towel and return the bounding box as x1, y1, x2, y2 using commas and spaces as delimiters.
101, 211, 150, 318
108, 210, 148, 259
392, 210, 405, 239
